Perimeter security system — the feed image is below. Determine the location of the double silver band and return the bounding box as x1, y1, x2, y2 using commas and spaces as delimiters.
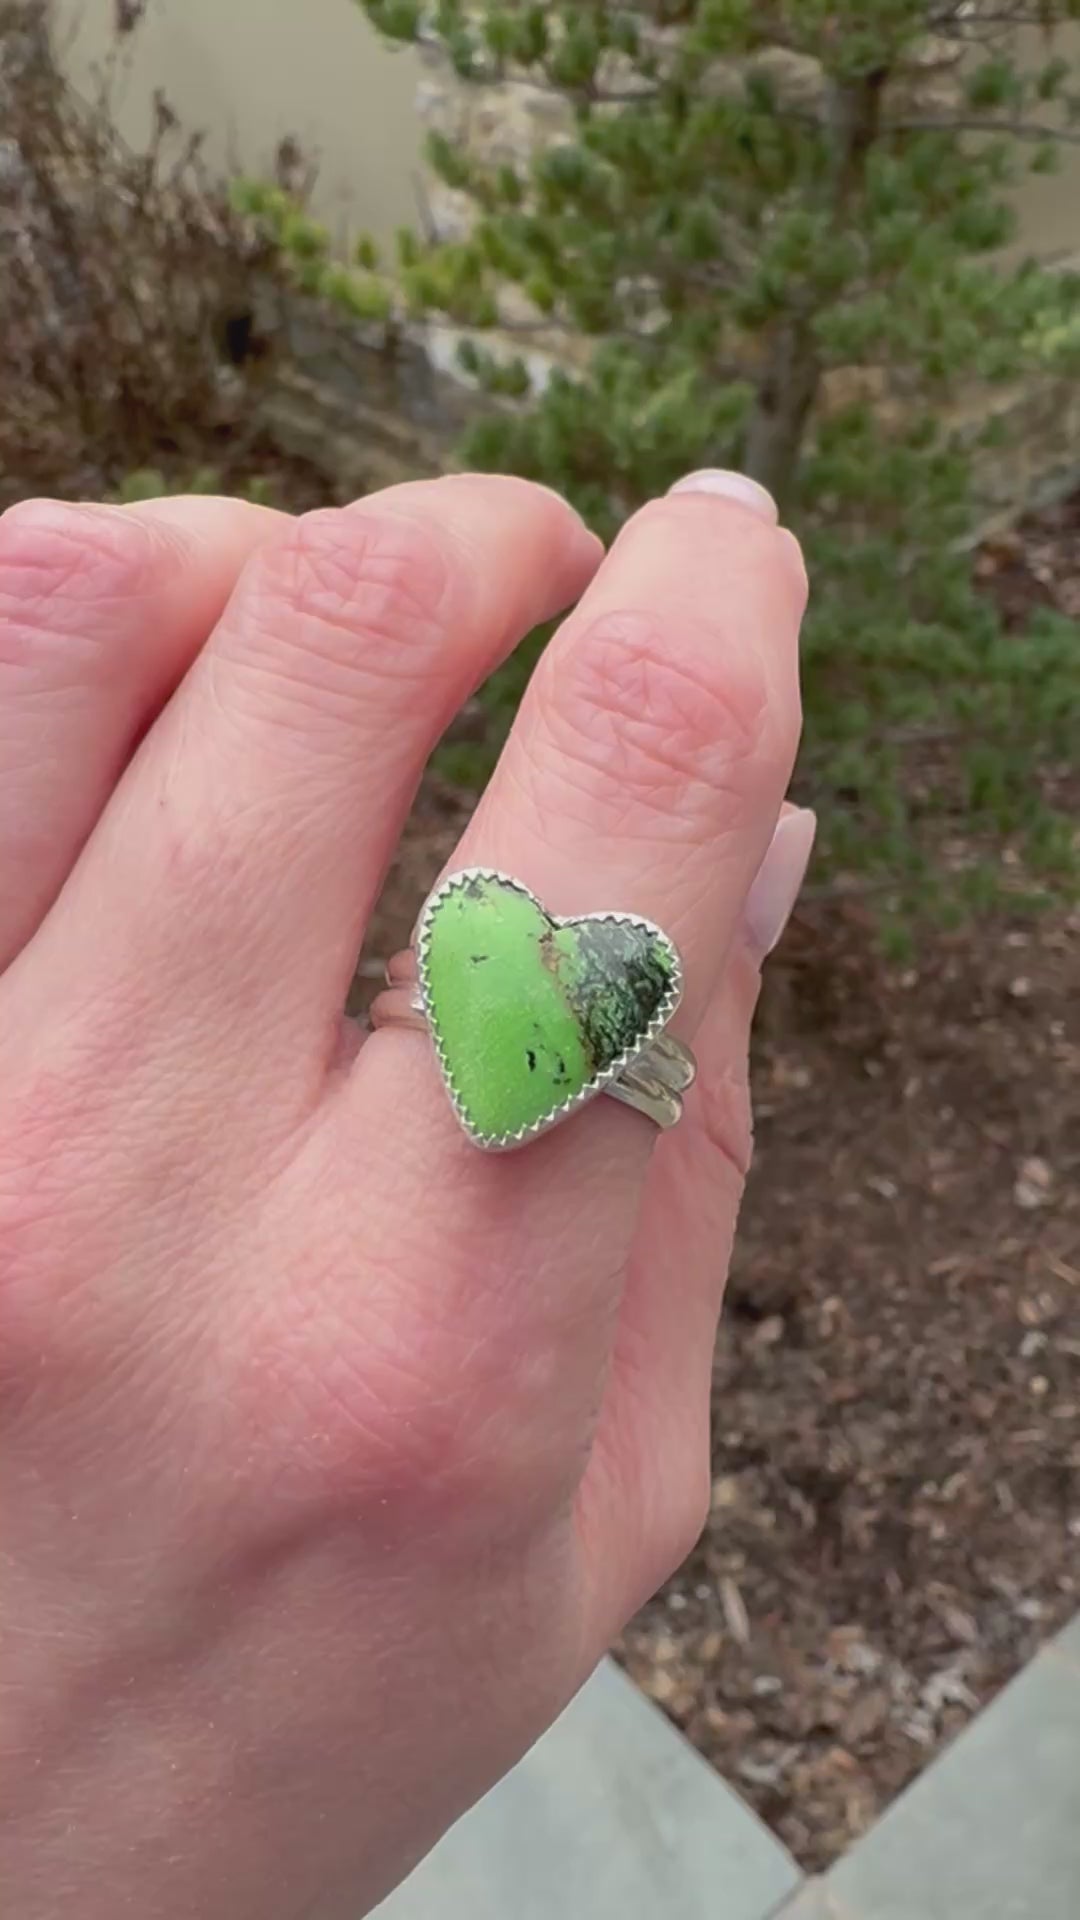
370, 947, 696, 1132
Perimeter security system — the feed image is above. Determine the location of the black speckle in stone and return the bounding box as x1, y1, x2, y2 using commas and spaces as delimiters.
526, 1048, 537, 1073
464, 875, 487, 900
470, 953, 490, 965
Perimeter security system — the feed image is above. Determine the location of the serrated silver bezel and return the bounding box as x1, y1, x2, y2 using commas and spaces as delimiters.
415, 867, 683, 1152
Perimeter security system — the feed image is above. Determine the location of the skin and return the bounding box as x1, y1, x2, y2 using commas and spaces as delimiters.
0, 475, 806, 1919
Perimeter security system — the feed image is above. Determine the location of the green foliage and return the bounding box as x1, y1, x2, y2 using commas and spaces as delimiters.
301, 2, 1080, 920
230, 176, 392, 319
112, 467, 279, 506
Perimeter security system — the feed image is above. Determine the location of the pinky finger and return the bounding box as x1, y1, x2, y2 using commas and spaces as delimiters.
575, 808, 815, 1642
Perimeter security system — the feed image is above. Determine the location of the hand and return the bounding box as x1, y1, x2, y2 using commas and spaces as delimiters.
0, 474, 808, 1918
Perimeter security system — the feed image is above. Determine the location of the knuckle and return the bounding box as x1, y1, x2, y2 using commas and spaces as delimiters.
536, 608, 778, 840
616, 1376, 712, 1583
246, 1331, 508, 1531
605, 1383, 712, 1588
250, 1222, 576, 1527
234, 505, 458, 698
660, 1457, 712, 1574
0, 503, 165, 669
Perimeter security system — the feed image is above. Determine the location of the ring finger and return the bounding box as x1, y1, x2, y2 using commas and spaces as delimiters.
349, 474, 804, 1439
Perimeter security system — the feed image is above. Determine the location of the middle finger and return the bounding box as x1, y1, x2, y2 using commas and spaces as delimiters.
7, 477, 601, 1082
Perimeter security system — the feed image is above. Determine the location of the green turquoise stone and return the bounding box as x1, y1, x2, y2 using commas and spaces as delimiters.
418, 871, 679, 1146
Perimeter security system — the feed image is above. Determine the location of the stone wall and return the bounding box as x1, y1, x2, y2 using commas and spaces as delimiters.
257, 294, 478, 497
254, 271, 1080, 540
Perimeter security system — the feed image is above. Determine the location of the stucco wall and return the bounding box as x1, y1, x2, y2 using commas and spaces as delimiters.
55, 0, 424, 244
55, 3, 1080, 259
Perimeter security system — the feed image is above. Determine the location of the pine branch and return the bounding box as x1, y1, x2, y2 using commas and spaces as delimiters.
888, 116, 1080, 143
928, 8, 1073, 30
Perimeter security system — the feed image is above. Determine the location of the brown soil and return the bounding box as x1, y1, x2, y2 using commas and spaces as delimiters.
361, 492, 1080, 1875
618, 899, 1078, 1870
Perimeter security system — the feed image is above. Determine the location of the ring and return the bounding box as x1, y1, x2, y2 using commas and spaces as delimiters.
369, 868, 695, 1151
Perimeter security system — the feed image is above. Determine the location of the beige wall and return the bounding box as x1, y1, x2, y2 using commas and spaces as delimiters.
56, 0, 424, 244
55, 3, 1079, 260
1007, 23, 1080, 262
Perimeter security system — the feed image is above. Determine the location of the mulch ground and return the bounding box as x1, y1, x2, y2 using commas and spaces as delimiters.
361, 489, 1080, 1874
618, 899, 1078, 1870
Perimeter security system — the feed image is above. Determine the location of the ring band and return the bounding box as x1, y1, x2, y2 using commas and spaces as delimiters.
369, 868, 695, 1151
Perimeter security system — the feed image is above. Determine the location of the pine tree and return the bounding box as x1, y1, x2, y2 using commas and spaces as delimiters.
246, 3, 1080, 926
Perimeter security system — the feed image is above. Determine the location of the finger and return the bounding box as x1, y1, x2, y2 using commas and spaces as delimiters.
577, 807, 816, 1636
14, 478, 601, 1065
0, 495, 286, 970
343, 479, 804, 1474
359, 483, 803, 1170
457, 484, 805, 1037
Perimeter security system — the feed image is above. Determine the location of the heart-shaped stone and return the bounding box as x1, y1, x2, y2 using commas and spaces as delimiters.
417, 870, 681, 1148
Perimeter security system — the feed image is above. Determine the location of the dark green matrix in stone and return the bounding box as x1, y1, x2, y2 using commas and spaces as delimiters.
542, 918, 674, 1077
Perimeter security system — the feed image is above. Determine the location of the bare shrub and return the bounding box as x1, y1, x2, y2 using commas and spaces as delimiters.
0, 1, 291, 506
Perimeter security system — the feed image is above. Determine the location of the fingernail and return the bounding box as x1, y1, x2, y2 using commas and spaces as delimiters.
744, 808, 816, 960
668, 470, 779, 523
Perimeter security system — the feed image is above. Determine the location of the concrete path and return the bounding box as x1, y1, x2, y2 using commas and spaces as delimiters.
375, 1617, 1080, 1919
374, 1659, 801, 1919
785, 1612, 1080, 1920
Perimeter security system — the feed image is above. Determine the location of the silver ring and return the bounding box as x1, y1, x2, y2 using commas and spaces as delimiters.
369, 868, 695, 1152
